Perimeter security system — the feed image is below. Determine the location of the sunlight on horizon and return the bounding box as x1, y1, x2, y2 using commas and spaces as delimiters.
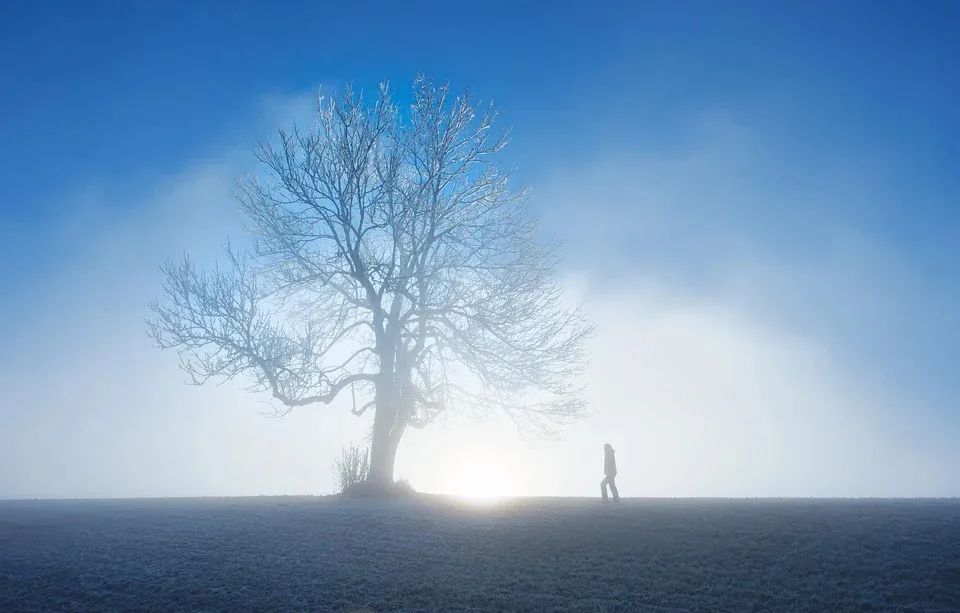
434, 448, 519, 501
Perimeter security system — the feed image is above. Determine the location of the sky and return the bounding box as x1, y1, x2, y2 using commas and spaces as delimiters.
1, 1, 958, 498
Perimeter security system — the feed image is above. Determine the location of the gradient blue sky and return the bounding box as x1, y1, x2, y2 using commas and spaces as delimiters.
1, 1, 958, 497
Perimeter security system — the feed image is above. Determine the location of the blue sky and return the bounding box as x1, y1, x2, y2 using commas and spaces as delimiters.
1, 1, 958, 497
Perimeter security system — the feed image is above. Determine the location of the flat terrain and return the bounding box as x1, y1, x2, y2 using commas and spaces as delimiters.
1, 497, 958, 611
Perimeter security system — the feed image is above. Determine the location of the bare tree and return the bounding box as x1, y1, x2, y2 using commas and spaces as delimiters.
149, 77, 592, 486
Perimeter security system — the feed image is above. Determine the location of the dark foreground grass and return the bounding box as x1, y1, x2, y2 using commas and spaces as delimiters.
1, 496, 958, 611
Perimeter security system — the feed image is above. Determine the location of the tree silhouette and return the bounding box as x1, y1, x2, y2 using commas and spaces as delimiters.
148, 78, 591, 485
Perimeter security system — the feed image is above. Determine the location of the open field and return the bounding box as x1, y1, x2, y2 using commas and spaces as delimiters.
1, 496, 958, 611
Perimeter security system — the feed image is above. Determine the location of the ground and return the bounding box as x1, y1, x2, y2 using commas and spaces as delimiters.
1, 497, 958, 611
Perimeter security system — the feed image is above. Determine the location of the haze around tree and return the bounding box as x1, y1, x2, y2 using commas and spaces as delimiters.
148, 77, 592, 486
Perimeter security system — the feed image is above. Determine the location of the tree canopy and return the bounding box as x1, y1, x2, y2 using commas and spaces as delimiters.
149, 78, 592, 483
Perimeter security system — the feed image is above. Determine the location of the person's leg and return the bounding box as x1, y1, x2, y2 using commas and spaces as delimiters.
600, 476, 609, 501
609, 476, 620, 502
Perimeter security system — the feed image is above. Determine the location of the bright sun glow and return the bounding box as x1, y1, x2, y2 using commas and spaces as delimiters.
442, 449, 517, 501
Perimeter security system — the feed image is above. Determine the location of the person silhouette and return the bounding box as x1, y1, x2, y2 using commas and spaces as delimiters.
601, 443, 620, 502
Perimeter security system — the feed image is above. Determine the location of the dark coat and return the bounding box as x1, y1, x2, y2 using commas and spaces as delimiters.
604, 448, 617, 477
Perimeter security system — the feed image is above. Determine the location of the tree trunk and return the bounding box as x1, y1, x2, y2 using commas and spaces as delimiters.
367, 426, 396, 485
366, 337, 408, 487
366, 389, 410, 486
367, 381, 405, 486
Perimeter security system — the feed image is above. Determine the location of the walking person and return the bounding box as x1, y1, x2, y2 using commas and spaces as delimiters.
601, 443, 620, 502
